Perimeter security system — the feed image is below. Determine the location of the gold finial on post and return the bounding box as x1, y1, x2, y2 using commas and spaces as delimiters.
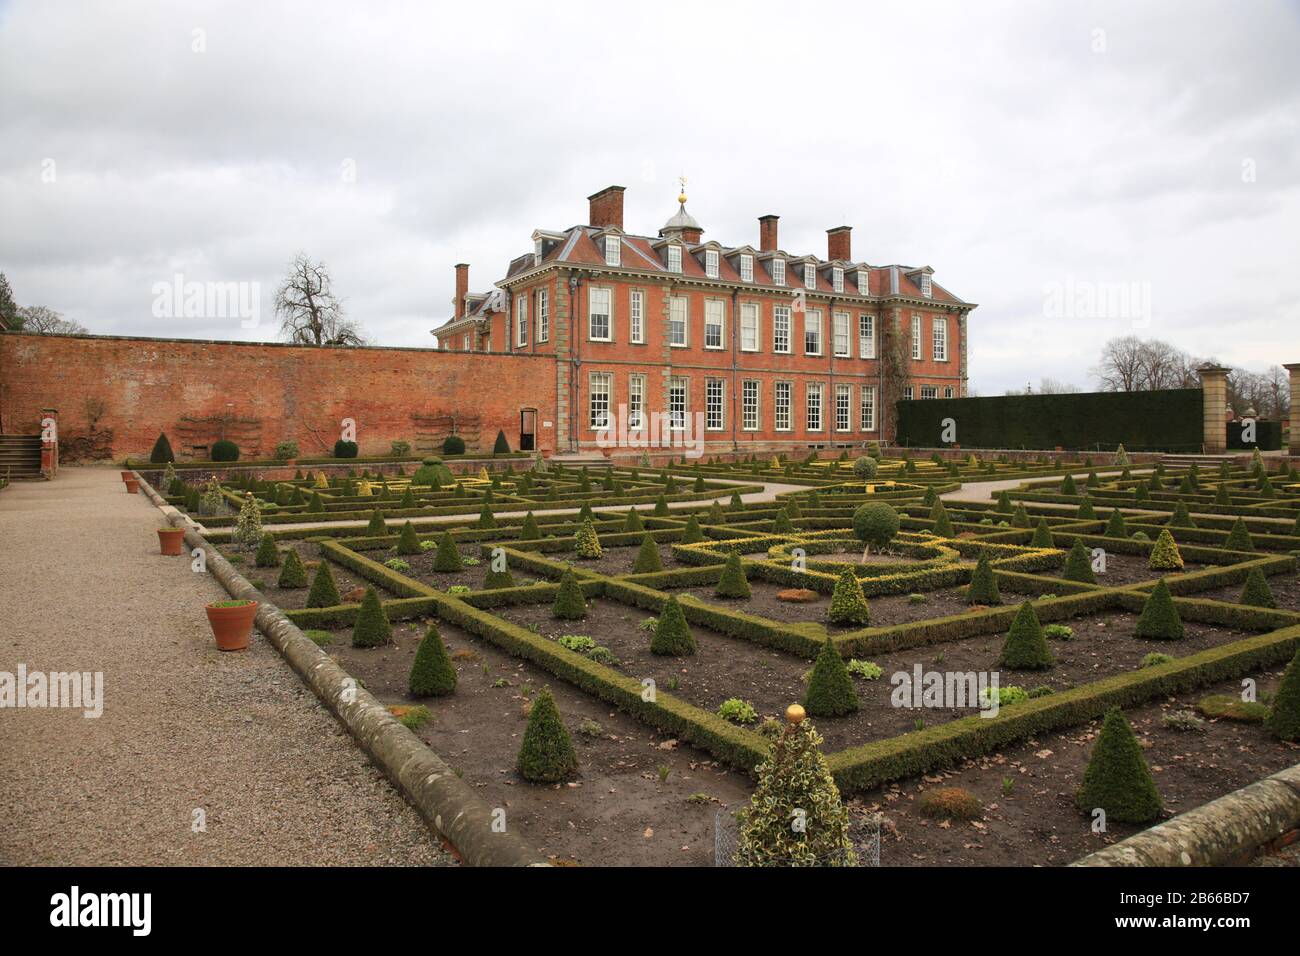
785, 703, 806, 725
677, 174, 688, 205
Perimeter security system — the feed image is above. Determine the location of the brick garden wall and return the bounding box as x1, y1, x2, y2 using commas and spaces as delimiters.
0, 332, 557, 461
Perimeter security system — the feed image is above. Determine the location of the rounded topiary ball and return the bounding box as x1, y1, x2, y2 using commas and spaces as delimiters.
852, 456, 878, 481
852, 501, 899, 553
211, 439, 240, 462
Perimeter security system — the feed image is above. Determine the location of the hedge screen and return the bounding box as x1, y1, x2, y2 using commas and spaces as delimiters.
895, 388, 1202, 452
1227, 419, 1282, 451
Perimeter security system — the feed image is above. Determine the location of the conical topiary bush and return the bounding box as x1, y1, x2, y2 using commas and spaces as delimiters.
1011, 504, 1031, 529
828, 567, 870, 625
519, 511, 541, 540
1075, 707, 1162, 823
367, 509, 387, 535
773, 508, 794, 533
477, 503, 496, 529
1147, 528, 1184, 571
306, 561, 342, 608
930, 500, 955, 538
998, 601, 1053, 669
733, 716, 855, 867
483, 561, 516, 589
409, 624, 457, 696
399, 487, 417, 509
632, 534, 662, 573
623, 508, 644, 533
351, 587, 391, 648
517, 688, 577, 783
1264, 645, 1300, 741
1030, 517, 1054, 549
1134, 578, 1183, 640
433, 531, 463, 572
1239, 567, 1276, 609
804, 637, 859, 717
254, 533, 281, 568
681, 514, 705, 544
1170, 502, 1195, 528
574, 517, 603, 559
150, 432, 175, 464
653, 494, 670, 517
552, 568, 587, 620
1063, 538, 1096, 584
1224, 518, 1255, 553
715, 550, 751, 599
1060, 473, 1077, 495
277, 548, 307, 588
1077, 498, 1096, 520
650, 595, 696, 656
995, 490, 1012, 514
397, 520, 421, 555
1104, 510, 1128, 538
966, 553, 1001, 605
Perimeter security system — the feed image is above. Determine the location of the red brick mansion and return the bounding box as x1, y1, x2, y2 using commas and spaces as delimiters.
433, 184, 975, 456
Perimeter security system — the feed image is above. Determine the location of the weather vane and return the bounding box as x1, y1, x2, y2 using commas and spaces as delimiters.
677, 174, 688, 204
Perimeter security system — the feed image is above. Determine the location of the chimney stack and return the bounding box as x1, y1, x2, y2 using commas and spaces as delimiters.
827, 226, 852, 262
454, 263, 469, 320
588, 185, 626, 230
758, 214, 780, 252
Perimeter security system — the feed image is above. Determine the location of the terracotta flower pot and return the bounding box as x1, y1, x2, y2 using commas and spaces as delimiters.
124, 478, 140, 494
205, 600, 258, 652
157, 527, 185, 556
120, 471, 134, 481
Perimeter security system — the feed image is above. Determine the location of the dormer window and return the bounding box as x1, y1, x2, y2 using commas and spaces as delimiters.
705, 249, 719, 279
604, 236, 621, 267
772, 258, 786, 286
920, 273, 933, 297
534, 238, 544, 265
803, 264, 816, 289
667, 245, 682, 273
857, 271, 869, 296
832, 267, 844, 294
739, 254, 754, 282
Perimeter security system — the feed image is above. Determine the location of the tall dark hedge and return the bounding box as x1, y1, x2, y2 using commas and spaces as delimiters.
150, 432, 175, 464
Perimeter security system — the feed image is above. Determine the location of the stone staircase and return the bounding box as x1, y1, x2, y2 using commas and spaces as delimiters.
0, 434, 43, 480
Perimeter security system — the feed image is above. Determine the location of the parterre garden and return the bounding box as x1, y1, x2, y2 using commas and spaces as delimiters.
148, 448, 1300, 866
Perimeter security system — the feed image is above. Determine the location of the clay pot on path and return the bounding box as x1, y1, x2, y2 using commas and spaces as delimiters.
157, 527, 185, 555
204, 600, 258, 652
124, 478, 140, 494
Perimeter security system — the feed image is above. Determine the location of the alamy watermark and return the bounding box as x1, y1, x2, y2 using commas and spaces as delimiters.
594, 405, 708, 458
1043, 277, 1152, 329
1, 665, 104, 718
151, 273, 261, 329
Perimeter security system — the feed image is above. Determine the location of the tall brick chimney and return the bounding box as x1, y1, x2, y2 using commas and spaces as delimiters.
759, 214, 779, 252
588, 185, 626, 230
454, 263, 469, 320
827, 226, 852, 262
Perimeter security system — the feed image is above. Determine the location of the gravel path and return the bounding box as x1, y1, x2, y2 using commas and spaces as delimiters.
0, 468, 454, 866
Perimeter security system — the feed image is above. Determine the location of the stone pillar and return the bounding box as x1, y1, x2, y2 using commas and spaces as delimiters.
1284, 363, 1300, 456
1198, 364, 1231, 454
39, 407, 59, 480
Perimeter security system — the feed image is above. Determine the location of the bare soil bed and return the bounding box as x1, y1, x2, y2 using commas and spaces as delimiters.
230, 540, 404, 609
322, 617, 753, 866
1029, 551, 1208, 587
675, 580, 976, 629
1198, 570, 1300, 614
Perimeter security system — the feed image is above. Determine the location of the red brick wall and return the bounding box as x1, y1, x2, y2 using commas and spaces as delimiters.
0, 333, 557, 460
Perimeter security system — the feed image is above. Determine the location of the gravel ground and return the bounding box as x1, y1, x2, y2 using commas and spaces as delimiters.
0, 468, 454, 866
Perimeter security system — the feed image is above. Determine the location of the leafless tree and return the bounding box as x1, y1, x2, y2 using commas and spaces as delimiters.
1091, 336, 1148, 391
15, 305, 87, 334
274, 254, 366, 346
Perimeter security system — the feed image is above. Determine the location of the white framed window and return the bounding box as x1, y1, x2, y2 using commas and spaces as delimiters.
669, 296, 688, 347
804, 309, 823, 356
589, 372, 612, 429
704, 249, 719, 279
933, 317, 948, 361
836, 384, 851, 432
860, 385, 876, 431
704, 299, 725, 349
705, 378, 725, 431
911, 314, 922, 360
536, 288, 549, 343
832, 267, 844, 293
857, 271, 869, 296
629, 373, 646, 430
772, 258, 786, 286
516, 294, 528, 347
904, 385, 914, 401
740, 254, 754, 282
604, 236, 621, 267
806, 382, 824, 431
463, 333, 471, 351
589, 287, 612, 341
668, 375, 688, 431
833, 311, 850, 357
629, 290, 644, 344
774, 381, 792, 431
920, 273, 932, 297
944, 386, 954, 398
666, 245, 682, 273
858, 314, 875, 359
803, 263, 816, 289
921, 385, 938, 400
773, 304, 791, 353
741, 380, 760, 431
740, 302, 759, 351
533, 238, 544, 265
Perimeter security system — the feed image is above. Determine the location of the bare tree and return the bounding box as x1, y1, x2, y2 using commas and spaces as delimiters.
1037, 377, 1081, 394
15, 305, 87, 334
1091, 336, 1148, 391
274, 254, 366, 346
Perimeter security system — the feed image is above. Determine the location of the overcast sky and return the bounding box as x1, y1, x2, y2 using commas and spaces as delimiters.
2, 0, 1297, 394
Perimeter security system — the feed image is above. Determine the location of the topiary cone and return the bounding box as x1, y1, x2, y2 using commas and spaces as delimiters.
1063, 538, 1096, 584
574, 517, 603, 559
1030, 517, 1054, 548
517, 687, 577, 783
624, 508, 644, 533
1147, 528, 1184, 571
1104, 510, 1128, 538
1224, 518, 1255, 553
367, 509, 387, 535
998, 601, 1053, 669
409, 624, 457, 696
1239, 567, 1276, 609
551, 568, 587, 620
1134, 578, 1183, 640
632, 534, 662, 573
519, 511, 541, 540
478, 503, 496, 529
397, 520, 421, 555
681, 514, 705, 544
1264, 645, 1300, 741
306, 561, 342, 608
277, 548, 308, 589
930, 500, 955, 538
254, 533, 281, 568
650, 595, 696, 656
715, 550, 751, 599
804, 636, 859, 717
351, 587, 391, 648
966, 553, 1001, 604
433, 531, 463, 572
828, 567, 870, 625
1075, 707, 1162, 824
